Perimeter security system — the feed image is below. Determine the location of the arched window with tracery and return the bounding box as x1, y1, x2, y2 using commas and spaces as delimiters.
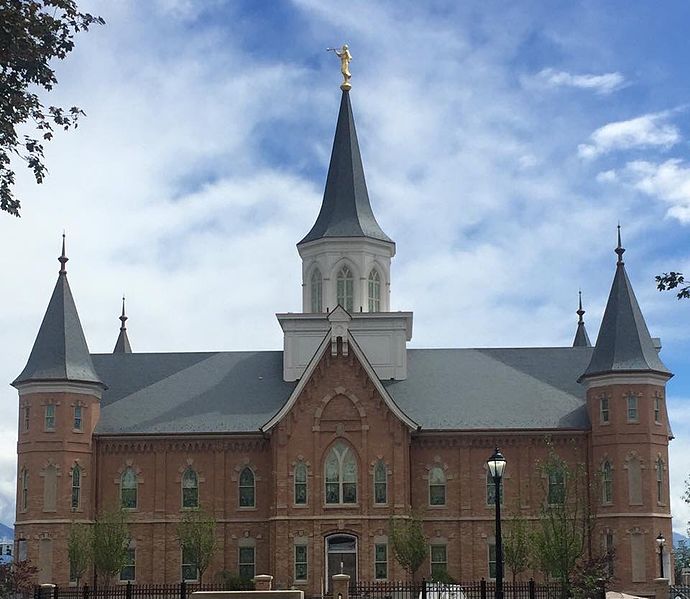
325, 441, 357, 504
294, 462, 307, 505
429, 466, 446, 506
182, 467, 199, 508
602, 461, 612, 504
71, 465, 81, 510
336, 266, 354, 312
310, 269, 322, 313
121, 467, 138, 509
374, 460, 387, 504
239, 467, 255, 508
656, 458, 664, 503
368, 269, 381, 312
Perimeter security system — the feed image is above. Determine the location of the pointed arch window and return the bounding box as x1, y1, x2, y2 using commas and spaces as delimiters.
336, 266, 354, 312
325, 441, 357, 504
239, 467, 255, 508
71, 465, 81, 510
602, 461, 612, 504
121, 467, 138, 509
374, 460, 387, 504
548, 469, 565, 505
310, 269, 323, 313
429, 467, 446, 506
182, 467, 199, 509
656, 458, 664, 503
294, 462, 307, 505
368, 270, 381, 312
21, 469, 28, 511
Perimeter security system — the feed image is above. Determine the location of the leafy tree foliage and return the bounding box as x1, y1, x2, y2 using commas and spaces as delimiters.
656, 272, 690, 300
389, 514, 428, 580
92, 508, 130, 584
68, 522, 93, 586
0, 559, 38, 597
674, 540, 690, 584
503, 509, 531, 583
0, 0, 104, 216
177, 509, 217, 584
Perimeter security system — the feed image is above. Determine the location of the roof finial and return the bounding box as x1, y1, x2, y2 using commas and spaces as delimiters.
58, 232, 68, 274
327, 44, 352, 91
119, 295, 128, 331
615, 222, 625, 265
577, 289, 585, 324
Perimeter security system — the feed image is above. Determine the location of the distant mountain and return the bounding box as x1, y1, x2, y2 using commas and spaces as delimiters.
0, 524, 12, 541
674, 531, 688, 546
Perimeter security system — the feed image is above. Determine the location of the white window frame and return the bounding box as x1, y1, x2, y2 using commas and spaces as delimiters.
71, 465, 81, 510
336, 266, 354, 312
181, 546, 198, 582
120, 467, 138, 510
626, 394, 638, 422
181, 466, 199, 509
238, 545, 255, 580
294, 544, 307, 582
310, 269, 322, 313
654, 396, 661, 423
374, 542, 388, 580
23, 405, 30, 432
239, 467, 255, 508
368, 269, 381, 312
373, 460, 387, 505
120, 547, 136, 582
600, 397, 609, 423
73, 405, 83, 432
324, 441, 358, 505
428, 467, 446, 506
656, 458, 664, 503
602, 461, 612, 504
294, 462, 307, 506
488, 542, 497, 580
44, 404, 55, 431
430, 544, 447, 578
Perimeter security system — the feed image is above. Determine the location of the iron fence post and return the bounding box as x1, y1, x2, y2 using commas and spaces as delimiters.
422, 578, 427, 599
481, 578, 487, 599
181, 580, 187, 599
528, 579, 535, 599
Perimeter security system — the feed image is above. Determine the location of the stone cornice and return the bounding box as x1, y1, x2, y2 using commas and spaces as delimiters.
16, 382, 103, 399
96, 435, 268, 455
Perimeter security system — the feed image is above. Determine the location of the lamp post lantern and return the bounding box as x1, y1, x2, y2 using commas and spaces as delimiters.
487, 448, 506, 599
656, 533, 665, 578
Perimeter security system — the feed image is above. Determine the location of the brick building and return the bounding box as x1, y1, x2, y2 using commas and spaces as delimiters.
13, 84, 674, 595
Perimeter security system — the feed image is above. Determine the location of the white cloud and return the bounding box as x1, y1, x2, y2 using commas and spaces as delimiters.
533, 68, 626, 95
578, 112, 680, 159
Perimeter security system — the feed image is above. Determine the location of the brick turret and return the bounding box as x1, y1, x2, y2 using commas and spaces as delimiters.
12, 237, 104, 584
580, 229, 673, 593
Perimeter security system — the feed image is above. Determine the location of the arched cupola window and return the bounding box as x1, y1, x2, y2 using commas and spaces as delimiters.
602, 461, 613, 504
182, 467, 199, 509
310, 269, 323, 313
325, 441, 357, 504
336, 266, 354, 312
368, 269, 381, 312
121, 467, 138, 509
239, 467, 255, 508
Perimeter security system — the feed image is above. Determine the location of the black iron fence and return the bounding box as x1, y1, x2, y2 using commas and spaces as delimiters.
33, 581, 253, 599
670, 585, 690, 599
351, 580, 568, 599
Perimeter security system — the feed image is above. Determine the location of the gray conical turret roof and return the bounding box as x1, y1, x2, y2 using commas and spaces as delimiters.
113, 296, 132, 354
13, 238, 103, 388
298, 90, 393, 246
581, 232, 671, 379
572, 291, 592, 348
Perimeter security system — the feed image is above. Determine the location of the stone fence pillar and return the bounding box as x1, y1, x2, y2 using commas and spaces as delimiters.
332, 574, 350, 599
253, 575, 273, 591
654, 577, 669, 599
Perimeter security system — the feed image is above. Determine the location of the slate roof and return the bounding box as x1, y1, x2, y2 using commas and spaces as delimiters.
298, 90, 393, 245
92, 347, 592, 434
13, 269, 103, 388
582, 248, 670, 379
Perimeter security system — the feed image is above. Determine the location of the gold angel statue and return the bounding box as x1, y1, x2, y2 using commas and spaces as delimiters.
327, 44, 352, 90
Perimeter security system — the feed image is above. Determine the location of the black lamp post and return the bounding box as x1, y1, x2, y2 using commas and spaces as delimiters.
656, 533, 665, 578
488, 448, 507, 599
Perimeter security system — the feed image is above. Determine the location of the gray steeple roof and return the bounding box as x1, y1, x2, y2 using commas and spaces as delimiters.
572, 291, 592, 348
12, 238, 103, 388
113, 297, 132, 354
581, 232, 671, 379
298, 90, 393, 245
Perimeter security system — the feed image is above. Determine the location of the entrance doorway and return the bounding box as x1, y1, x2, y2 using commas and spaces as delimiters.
326, 534, 357, 590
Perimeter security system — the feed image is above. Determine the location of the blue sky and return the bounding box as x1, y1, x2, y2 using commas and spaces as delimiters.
1, 0, 690, 533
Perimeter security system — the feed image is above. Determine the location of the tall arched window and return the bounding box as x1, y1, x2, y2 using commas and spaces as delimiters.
310, 269, 322, 313
373, 460, 387, 504
239, 467, 255, 508
548, 469, 565, 505
21, 469, 28, 511
43, 464, 57, 511
325, 441, 357, 504
294, 462, 307, 505
336, 266, 354, 312
429, 466, 446, 506
182, 467, 199, 509
656, 458, 664, 503
121, 467, 138, 509
368, 270, 381, 312
71, 466, 81, 510
602, 461, 612, 504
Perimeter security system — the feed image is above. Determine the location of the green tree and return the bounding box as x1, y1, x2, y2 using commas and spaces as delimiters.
0, 0, 104, 216
389, 514, 428, 581
503, 510, 531, 583
656, 272, 690, 299
176, 509, 217, 584
674, 540, 690, 584
531, 444, 594, 595
0, 560, 38, 597
68, 522, 92, 586
92, 508, 130, 585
